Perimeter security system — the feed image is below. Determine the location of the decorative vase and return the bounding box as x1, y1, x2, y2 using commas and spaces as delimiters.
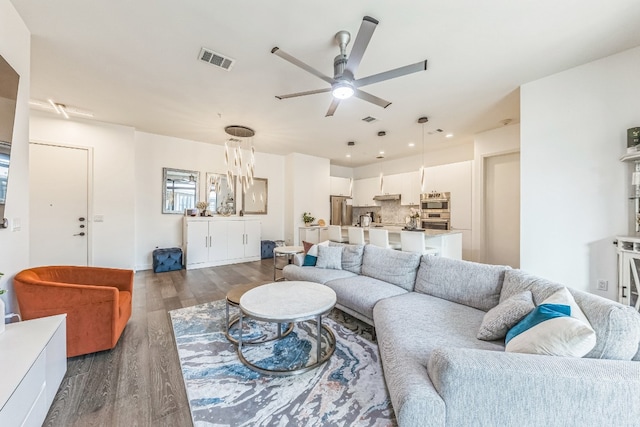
305, 222, 311, 227
0, 298, 5, 334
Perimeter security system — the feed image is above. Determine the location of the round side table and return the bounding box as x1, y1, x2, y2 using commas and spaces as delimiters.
273, 245, 304, 281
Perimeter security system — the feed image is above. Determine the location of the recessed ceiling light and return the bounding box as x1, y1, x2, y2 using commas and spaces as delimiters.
408, 142, 415, 147
379, 150, 385, 155
445, 133, 453, 138
346, 154, 351, 158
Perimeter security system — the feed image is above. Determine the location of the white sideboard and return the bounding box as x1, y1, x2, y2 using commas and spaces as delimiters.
0, 314, 67, 427
183, 217, 261, 270
299, 226, 329, 245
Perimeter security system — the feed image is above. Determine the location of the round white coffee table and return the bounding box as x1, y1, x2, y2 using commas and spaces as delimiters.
238, 281, 337, 376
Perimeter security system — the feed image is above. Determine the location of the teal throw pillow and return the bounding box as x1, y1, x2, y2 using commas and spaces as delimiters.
505, 303, 570, 344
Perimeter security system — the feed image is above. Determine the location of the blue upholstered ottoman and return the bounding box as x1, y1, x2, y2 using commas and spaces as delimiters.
261, 240, 276, 259
153, 247, 183, 273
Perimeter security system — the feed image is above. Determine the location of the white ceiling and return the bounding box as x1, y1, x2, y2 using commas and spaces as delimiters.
11, 0, 640, 167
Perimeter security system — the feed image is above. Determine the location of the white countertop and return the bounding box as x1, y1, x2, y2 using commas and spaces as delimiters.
340, 225, 461, 236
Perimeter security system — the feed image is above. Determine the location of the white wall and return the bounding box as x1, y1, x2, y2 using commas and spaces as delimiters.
472, 124, 520, 263
285, 153, 330, 245
30, 112, 137, 269
520, 46, 640, 298
353, 142, 474, 179
134, 132, 284, 270
0, 0, 29, 316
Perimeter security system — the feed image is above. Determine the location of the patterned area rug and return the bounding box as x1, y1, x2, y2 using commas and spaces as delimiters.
169, 299, 396, 426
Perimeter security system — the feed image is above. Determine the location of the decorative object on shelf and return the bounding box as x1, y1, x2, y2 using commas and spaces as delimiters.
303, 212, 315, 226
318, 219, 326, 226
628, 127, 640, 153
224, 125, 256, 195
196, 201, 208, 216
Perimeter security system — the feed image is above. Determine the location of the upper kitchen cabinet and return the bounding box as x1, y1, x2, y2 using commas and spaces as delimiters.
400, 171, 420, 206
381, 174, 402, 195
330, 176, 351, 196
353, 177, 379, 207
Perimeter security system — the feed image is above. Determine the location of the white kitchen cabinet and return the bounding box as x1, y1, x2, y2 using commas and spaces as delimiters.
382, 174, 402, 195
0, 315, 66, 427
353, 177, 379, 207
183, 217, 261, 269
400, 171, 420, 206
299, 226, 329, 244
424, 161, 472, 230
330, 176, 351, 196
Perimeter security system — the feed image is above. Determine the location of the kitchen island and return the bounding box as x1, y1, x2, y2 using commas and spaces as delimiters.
339, 225, 463, 260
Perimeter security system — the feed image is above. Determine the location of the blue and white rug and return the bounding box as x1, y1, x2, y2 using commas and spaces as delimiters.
169, 299, 396, 426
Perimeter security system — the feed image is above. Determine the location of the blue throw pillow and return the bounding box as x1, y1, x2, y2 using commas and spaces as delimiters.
303, 254, 317, 266
505, 303, 570, 344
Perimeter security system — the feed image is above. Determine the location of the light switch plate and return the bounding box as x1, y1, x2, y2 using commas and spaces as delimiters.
94, 215, 104, 222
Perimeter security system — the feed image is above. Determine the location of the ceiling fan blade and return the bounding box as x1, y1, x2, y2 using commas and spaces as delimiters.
271, 47, 334, 85
325, 98, 341, 117
275, 87, 331, 100
344, 16, 379, 79
353, 89, 391, 109
354, 60, 428, 88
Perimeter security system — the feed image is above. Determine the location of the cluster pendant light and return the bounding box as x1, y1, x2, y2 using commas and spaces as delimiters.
223, 125, 256, 194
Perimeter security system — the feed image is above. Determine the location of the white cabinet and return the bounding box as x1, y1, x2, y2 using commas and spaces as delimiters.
183, 217, 261, 269
0, 315, 67, 427
400, 171, 420, 206
382, 174, 402, 195
330, 176, 351, 196
424, 161, 472, 229
299, 226, 329, 245
353, 177, 379, 207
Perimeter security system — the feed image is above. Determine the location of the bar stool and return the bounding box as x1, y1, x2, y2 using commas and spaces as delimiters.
368, 228, 401, 250
348, 227, 366, 245
400, 231, 439, 255
328, 225, 348, 243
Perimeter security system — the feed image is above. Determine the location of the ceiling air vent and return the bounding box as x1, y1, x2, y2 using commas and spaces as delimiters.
362, 116, 377, 123
198, 47, 235, 71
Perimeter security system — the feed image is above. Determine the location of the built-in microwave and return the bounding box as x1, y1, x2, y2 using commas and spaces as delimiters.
420, 191, 450, 212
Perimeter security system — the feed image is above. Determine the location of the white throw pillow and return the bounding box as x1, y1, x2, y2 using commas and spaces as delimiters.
505, 287, 596, 357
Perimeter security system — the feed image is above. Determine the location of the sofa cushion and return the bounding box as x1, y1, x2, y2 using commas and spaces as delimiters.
415, 256, 509, 311
302, 240, 329, 266
501, 269, 640, 360
316, 245, 342, 269
477, 290, 535, 341
282, 264, 356, 284
329, 242, 365, 274
361, 245, 421, 291
505, 288, 596, 357
324, 275, 407, 321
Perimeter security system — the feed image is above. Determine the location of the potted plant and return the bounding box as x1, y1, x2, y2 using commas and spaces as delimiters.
196, 201, 209, 216
302, 212, 315, 226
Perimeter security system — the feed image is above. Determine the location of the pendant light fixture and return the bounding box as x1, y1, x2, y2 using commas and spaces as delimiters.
377, 131, 386, 193
223, 125, 256, 194
418, 116, 428, 192
347, 141, 355, 197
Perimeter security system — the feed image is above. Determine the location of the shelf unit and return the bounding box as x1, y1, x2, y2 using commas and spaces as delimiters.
616, 236, 640, 309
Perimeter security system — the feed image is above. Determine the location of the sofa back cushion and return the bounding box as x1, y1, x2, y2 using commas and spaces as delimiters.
415, 256, 509, 311
361, 244, 421, 291
329, 242, 365, 274
501, 269, 640, 360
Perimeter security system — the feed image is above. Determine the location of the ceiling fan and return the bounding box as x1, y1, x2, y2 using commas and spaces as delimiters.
271, 16, 428, 117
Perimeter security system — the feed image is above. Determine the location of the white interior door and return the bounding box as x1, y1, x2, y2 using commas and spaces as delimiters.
484, 152, 520, 268
30, 143, 89, 266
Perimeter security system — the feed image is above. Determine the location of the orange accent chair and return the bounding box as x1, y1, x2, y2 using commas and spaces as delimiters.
14, 266, 133, 357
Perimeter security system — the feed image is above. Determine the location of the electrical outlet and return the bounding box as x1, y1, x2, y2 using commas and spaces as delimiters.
597, 279, 608, 291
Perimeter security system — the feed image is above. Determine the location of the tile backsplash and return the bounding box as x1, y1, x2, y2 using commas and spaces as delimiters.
353, 200, 415, 225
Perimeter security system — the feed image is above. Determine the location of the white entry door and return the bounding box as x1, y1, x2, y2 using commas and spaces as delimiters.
484, 152, 520, 268
30, 143, 90, 266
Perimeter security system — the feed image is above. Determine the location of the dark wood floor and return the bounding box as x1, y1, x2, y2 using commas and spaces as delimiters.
43, 259, 277, 427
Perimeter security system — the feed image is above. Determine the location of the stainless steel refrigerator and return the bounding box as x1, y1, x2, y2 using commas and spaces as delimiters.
330, 196, 353, 226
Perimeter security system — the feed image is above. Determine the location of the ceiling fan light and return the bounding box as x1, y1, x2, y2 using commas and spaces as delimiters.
332, 81, 354, 99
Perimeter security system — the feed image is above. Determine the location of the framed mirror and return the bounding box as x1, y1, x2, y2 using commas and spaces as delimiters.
206, 172, 236, 215
163, 167, 199, 214
0, 55, 20, 229
242, 177, 268, 215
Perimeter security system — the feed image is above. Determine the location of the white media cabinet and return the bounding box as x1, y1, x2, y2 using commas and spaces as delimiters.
0, 314, 67, 426
183, 217, 261, 270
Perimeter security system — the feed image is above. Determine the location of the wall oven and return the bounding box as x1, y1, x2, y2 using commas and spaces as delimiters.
421, 192, 451, 230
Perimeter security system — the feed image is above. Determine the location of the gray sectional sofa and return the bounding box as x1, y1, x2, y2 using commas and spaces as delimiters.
283, 242, 640, 427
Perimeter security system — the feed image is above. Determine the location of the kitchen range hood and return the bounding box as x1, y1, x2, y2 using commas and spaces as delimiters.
373, 194, 401, 201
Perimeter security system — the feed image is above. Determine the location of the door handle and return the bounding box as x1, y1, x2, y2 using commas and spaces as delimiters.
73, 232, 86, 236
